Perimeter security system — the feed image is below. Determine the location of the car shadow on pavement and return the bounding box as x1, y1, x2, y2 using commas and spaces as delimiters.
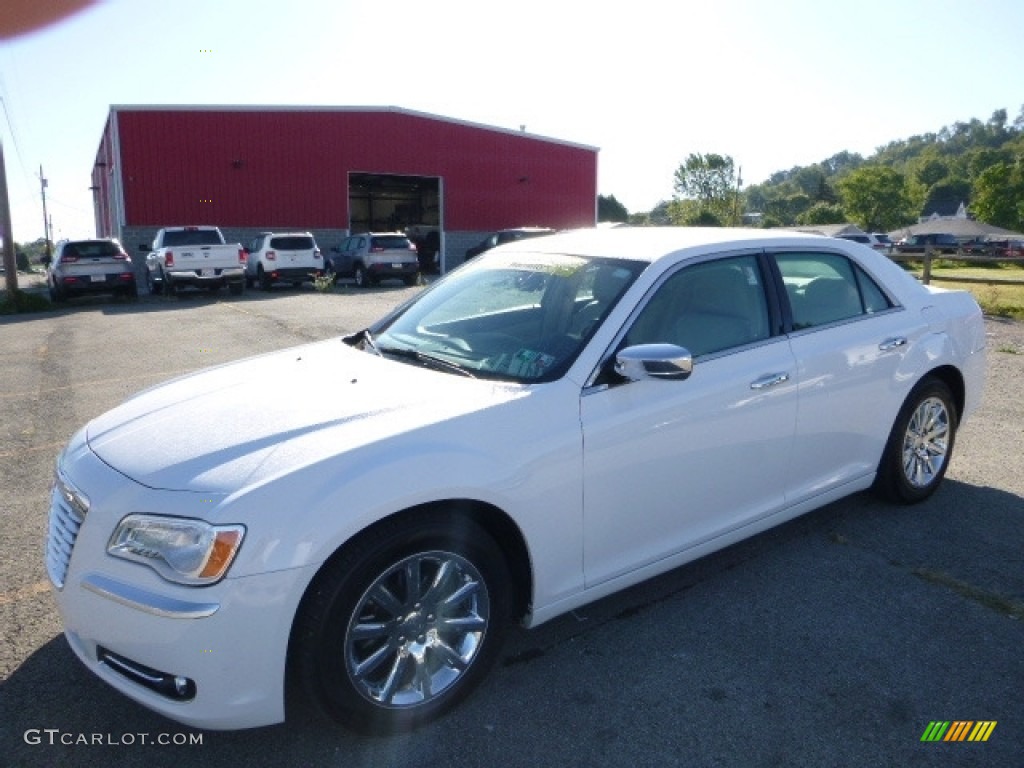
4, 480, 1022, 768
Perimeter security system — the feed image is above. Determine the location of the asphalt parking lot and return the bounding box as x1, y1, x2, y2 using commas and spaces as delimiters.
1, 283, 1022, 767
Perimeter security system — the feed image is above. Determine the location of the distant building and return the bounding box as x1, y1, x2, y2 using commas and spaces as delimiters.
919, 201, 969, 223
92, 106, 598, 273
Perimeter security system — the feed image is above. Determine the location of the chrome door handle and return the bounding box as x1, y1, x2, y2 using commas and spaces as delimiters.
878, 336, 907, 351
750, 372, 790, 390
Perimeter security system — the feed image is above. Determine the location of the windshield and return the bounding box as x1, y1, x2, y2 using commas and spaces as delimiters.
372, 253, 645, 383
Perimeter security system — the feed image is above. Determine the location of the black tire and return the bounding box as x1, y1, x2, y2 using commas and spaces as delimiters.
165, 275, 178, 297
354, 264, 370, 288
874, 376, 958, 504
259, 265, 273, 291
403, 272, 420, 287
147, 270, 163, 295
124, 283, 139, 299
291, 512, 511, 733
228, 281, 244, 296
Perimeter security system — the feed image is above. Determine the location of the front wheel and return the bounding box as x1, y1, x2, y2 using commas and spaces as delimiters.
291, 513, 510, 733
874, 377, 957, 504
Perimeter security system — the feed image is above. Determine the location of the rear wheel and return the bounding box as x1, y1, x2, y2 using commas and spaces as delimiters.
259, 265, 273, 291
147, 269, 163, 295
292, 513, 510, 733
354, 264, 370, 288
228, 281, 244, 296
403, 273, 420, 287
874, 377, 957, 504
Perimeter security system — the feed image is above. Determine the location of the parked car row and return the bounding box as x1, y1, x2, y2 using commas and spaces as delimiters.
892, 233, 961, 254
836, 232, 890, 252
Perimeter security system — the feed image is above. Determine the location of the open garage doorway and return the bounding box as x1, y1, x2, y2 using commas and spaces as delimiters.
348, 173, 442, 273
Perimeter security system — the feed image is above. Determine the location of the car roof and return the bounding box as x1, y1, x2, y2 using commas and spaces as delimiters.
494, 226, 827, 264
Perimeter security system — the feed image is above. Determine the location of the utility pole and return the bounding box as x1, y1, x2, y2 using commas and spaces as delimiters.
40, 164, 52, 261
1, 137, 17, 295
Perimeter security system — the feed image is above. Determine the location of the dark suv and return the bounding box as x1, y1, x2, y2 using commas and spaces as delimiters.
325, 233, 420, 287
46, 238, 137, 301
465, 227, 555, 259
894, 233, 960, 254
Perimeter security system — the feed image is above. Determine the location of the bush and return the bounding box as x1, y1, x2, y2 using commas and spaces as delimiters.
0, 288, 52, 314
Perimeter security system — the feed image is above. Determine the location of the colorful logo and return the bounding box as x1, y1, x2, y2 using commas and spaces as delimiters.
920, 721, 996, 742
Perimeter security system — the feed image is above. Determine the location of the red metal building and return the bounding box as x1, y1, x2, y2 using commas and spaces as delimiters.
92, 105, 598, 270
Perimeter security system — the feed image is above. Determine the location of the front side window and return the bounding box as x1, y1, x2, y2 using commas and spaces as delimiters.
624, 254, 770, 357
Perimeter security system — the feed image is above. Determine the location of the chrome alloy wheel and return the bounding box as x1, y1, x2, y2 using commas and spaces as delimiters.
344, 551, 490, 708
901, 395, 950, 488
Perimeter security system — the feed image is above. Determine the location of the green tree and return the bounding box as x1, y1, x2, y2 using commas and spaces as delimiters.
672, 153, 739, 224
597, 194, 629, 223
796, 202, 846, 226
972, 163, 1024, 230
836, 166, 912, 231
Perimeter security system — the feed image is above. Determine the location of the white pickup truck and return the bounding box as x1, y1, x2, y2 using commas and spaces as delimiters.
143, 226, 247, 296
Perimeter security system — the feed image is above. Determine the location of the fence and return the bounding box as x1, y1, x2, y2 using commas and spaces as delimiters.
886, 249, 1024, 286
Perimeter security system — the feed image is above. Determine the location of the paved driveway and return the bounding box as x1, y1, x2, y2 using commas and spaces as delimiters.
2, 287, 1021, 767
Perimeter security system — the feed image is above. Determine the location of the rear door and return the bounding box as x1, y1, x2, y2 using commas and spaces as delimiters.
770, 248, 926, 502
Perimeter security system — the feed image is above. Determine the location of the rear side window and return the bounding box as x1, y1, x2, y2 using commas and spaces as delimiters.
775, 252, 892, 329
370, 236, 412, 250
269, 236, 315, 250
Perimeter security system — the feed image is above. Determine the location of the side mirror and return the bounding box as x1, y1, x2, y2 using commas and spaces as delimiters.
615, 344, 693, 382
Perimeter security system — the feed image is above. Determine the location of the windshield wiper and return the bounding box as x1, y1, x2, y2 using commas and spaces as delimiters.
376, 344, 476, 378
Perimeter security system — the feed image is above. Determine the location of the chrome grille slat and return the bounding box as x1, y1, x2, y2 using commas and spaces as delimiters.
46, 485, 85, 590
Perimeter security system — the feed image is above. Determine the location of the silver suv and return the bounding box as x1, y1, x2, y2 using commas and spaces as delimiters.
46, 238, 137, 301
326, 233, 420, 287
245, 232, 322, 290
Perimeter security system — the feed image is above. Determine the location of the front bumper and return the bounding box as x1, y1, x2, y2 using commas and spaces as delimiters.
47, 434, 315, 730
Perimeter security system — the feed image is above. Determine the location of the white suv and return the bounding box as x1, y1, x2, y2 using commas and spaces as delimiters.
245, 232, 322, 290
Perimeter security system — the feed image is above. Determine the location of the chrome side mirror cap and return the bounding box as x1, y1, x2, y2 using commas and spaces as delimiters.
615, 344, 693, 382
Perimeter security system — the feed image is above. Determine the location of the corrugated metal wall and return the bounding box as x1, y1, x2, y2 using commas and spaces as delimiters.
111, 108, 597, 232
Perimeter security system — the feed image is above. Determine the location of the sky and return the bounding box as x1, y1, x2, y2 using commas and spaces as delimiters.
1, 0, 1022, 243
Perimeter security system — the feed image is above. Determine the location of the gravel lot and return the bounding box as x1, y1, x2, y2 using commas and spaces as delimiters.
1, 283, 1021, 767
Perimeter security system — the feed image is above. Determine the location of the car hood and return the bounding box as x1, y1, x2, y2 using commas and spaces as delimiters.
86, 339, 525, 494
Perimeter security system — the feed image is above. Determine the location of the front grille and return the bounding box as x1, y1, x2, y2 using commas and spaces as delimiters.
45, 473, 87, 589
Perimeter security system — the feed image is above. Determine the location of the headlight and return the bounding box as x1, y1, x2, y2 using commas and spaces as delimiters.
108, 515, 245, 586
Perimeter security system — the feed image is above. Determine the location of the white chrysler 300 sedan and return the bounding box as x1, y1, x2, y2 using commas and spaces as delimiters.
47, 227, 986, 732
